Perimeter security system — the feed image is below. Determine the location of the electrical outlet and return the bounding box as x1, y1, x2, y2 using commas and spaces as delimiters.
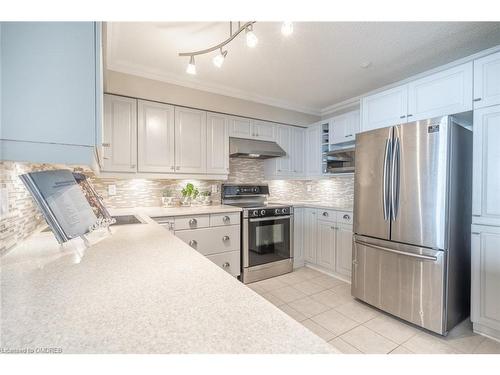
108, 185, 117, 196
306, 184, 312, 192
211, 184, 219, 194
0, 188, 9, 217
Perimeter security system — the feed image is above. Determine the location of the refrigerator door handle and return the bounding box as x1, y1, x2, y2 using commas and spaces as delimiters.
391, 136, 400, 221
382, 133, 392, 221
354, 238, 438, 261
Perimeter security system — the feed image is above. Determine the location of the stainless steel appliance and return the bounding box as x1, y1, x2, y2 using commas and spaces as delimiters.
229, 137, 286, 159
352, 114, 472, 335
325, 146, 355, 174
222, 184, 293, 283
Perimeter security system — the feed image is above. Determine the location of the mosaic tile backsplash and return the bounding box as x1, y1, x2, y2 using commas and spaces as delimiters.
0, 158, 353, 255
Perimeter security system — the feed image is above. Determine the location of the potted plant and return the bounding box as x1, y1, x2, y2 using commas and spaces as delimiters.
180, 183, 199, 206
161, 189, 176, 207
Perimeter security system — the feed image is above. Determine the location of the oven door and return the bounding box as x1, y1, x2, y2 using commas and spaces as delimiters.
244, 215, 292, 268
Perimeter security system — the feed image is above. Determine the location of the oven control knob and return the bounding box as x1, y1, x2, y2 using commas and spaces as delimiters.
260, 210, 266, 216
252, 210, 259, 217
275, 208, 280, 215
282, 208, 288, 214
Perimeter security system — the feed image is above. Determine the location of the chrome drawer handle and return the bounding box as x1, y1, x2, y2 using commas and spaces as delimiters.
188, 240, 197, 247
222, 236, 230, 241
345, 134, 353, 137
189, 218, 197, 225
343, 214, 350, 220
223, 216, 230, 223
322, 212, 329, 217
473, 98, 482, 102
222, 262, 230, 268
102, 143, 111, 147
399, 115, 406, 119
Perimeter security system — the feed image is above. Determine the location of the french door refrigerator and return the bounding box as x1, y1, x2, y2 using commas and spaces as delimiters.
352, 114, 472, 335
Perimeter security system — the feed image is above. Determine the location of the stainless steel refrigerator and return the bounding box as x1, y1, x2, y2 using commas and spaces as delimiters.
352, 114, 472, 335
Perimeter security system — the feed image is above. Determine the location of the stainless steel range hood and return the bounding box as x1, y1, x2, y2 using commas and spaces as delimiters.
229, 137, 286, 159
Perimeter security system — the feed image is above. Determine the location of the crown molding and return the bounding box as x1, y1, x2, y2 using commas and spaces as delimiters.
320, 96, 361, 117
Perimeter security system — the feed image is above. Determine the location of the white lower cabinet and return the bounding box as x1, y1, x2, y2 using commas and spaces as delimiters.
172, 212, 241, 277
302, 207, 353, 281
471, 226, 500, 340
304, 208, 318, 263
317, 220, 336, 270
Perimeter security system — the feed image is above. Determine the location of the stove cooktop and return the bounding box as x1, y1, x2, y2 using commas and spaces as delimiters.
225, 202, 290, 210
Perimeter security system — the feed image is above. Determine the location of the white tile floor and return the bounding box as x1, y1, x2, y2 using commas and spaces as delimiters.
247, 266, 500, 354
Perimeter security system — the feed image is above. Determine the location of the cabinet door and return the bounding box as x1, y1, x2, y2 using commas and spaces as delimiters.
317, 219, 336, 271
174, 107, 207, 173
253, 120, 276, 141
346, 110, 360, 142
471, 229, 500, 331
474, 51, 500, 109
329, 115, 347, 144
304, 208, 318, 263
335, 224, 353, 278
293, 208, 305, 268
102, 94, 137, 172
292, 127, 305, 175
228, 117, 252, 139
276, 125, 293, 175
472, 105, 500, 226
137, 100, 175, 173
305, 125, 323, 176
408, 62, 473, 122
206, 113, 229, 174
1, 22, 97, 147
361, 84, 408, 132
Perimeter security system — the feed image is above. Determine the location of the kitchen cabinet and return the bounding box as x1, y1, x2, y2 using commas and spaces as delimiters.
293, 208, 304, 268
102, 94, 137, 172
474, 51, 500, 109
408, 62, 472, 122
228, 117, 276, 141
263, 125, 305, 178
472, 105, 500, 227
361, 84, 408, 132
305, 124, 323, 177
137, 100, 175, 173
206, 113, 229, 174
1, 22, 102, 166
329, 110, 360, 145
174, 107, 207, 174
291, 127, 305, 175
471, 226, 500, 340
317, 220, 336, 270
276, 125, 293, 175
253, 120, 276, 141
304, 208, 318, 263
335, 224, 353, 278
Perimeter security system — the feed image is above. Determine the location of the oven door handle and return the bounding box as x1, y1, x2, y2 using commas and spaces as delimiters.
248, 215, 291, 222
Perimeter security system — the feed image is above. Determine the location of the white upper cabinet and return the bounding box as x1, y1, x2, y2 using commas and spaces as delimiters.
137, 100, 175, 173
228, 117, 252, 138
206, 113, 229, 175
361, 84, 408, 132
102, 94, 137, 172
305, 124, 323, 176
276, 125, 293, 175
408, 62, 472, 122
330, 110, 360, 144
252, 120, 276, 141
474, 51, 500, 109
174, 107, 207, 174
291, 127, 305, 175
472, 105, 500, 226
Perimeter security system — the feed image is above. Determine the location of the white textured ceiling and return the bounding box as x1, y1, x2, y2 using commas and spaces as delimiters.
107, 22, 500, 115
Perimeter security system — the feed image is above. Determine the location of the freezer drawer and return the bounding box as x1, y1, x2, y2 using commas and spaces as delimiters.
352, 235, 447, 334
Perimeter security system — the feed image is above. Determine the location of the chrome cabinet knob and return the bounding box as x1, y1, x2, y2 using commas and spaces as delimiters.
170, 166, 175, 170
130, 164, 136, 169
343, 214, 350, 220
323, 211, 329, 216
176, 166, 180, 171
473, 98, 482, 102
222, 262, 230, 268
400, 115, 406, 119
189, 218, 197, 225
188, 240, 197, 247
222, 235, 230, 242
223, 216, 230, 223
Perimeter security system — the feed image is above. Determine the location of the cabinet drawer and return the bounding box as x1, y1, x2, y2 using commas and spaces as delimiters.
174, 215, 209, 230
175, 225, 240, 255
317, 209, 336, 222
337, 211, 353, 225
210, 212, 241, 227
206, 250, 241, 277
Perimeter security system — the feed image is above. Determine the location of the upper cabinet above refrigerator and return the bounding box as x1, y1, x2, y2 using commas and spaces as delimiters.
473, 51, 500, 109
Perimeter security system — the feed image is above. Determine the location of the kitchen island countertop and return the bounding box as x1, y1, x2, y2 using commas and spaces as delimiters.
0, 210, 336, 354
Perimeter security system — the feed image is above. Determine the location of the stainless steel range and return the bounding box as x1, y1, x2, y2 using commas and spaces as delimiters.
222, 184, 294, 284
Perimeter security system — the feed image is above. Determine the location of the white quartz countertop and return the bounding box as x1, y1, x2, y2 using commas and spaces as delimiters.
270, 201, 353, 211
0, 210, 335, 354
